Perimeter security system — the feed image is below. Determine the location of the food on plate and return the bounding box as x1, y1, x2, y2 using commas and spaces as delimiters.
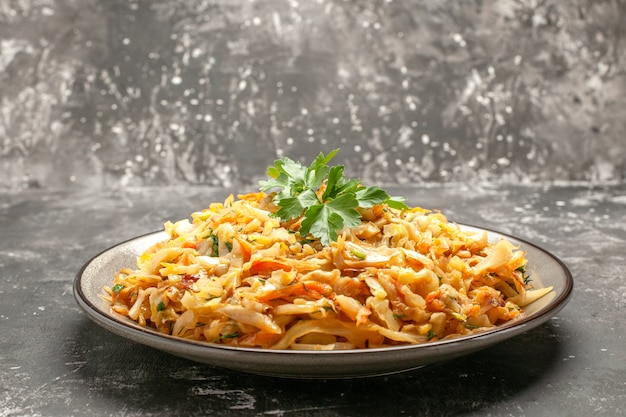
104, 150, 552, 350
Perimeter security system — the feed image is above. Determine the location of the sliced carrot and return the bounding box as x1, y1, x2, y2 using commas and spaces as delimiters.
248, 259, 294, 276
235, 237, 253, 262
425, 290, 446, 312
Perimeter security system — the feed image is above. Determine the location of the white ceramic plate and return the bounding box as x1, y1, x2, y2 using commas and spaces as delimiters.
74, 225, 573, 379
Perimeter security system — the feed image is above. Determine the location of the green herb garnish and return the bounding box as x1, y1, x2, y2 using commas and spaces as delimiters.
350, 249, 367, 260
203, 228, 219, 257
156, 301, 166, 312
259, 149, 409, 246
112, 284, 125, 293
516, 265, 532, 285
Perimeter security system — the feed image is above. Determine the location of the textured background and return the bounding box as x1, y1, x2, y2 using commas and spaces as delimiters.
1, 0, 625, 190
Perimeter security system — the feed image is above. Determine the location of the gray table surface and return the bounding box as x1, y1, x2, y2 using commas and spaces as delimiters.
1, 183, 625, 416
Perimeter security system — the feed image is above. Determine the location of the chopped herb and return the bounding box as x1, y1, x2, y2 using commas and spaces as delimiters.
195, 322, 206, 327
516, 265, 532, 285
112, 284, 125, 293
393, 313, 406, 320
464, 322, 481, 330
156, 301, 166, 312
350, 249, 366, 260
426, 330, 436, 340
225, 241, 233, 252
259, 149, 409, 246
204, 228, 219, 257
219, 332, 239, 340
451, 311, 464, 321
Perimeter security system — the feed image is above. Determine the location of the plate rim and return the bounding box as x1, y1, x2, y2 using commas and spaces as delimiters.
73, 224, 573, 376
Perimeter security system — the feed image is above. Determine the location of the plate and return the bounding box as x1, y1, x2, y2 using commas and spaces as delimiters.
74, 225, 573, 379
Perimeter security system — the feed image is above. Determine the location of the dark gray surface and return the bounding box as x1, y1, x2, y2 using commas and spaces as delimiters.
1, 184, 625, 416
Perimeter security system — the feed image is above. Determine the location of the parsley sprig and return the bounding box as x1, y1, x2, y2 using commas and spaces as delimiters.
259, 149, 409, 246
